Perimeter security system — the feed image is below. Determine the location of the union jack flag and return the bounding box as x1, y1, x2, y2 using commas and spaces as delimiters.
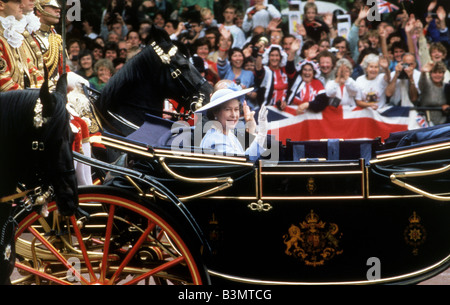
265, 105, 422, 143
377, 0, 400, 14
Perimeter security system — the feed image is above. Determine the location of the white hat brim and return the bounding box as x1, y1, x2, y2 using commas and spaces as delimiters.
195, 87, 254, 113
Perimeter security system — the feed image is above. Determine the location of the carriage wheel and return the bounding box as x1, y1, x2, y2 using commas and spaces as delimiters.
13, 186, 209, 285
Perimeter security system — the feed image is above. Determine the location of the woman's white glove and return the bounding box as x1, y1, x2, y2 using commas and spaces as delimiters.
255, 104, 268, 147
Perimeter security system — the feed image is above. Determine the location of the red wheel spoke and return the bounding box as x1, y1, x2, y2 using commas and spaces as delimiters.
100, 204, 115, 282
108, 220, 156, 284
15, 262, 73, 285
15, 191, 205, 285
70, 216, 98, 282
27, 226, 89, 285
124, 256, 185, 285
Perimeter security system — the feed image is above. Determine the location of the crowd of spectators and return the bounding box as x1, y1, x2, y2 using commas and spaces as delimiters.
67, 0, 450, 127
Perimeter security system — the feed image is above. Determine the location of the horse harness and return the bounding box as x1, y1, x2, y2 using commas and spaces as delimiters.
150, 41, 207, 113
0, 97, 55, 210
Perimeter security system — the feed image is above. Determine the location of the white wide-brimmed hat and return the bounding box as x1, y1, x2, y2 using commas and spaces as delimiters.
195, 85, 254, 113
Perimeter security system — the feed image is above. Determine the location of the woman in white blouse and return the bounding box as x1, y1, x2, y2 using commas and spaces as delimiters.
196, 83, 268, 161
325, 58, 359, 107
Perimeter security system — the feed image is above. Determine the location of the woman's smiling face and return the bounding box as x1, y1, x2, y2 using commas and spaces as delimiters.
214, 99, 240, 132
301, 64, 314, 83
80, 54, 93, 69
269, 49, 281, 68
230, 51, 244, 68
196, 44, 210, 59
431, 70, 445, 84
366, 62, 380, 80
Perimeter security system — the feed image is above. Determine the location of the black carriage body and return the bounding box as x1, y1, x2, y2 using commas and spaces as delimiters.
86, 123, 450, 285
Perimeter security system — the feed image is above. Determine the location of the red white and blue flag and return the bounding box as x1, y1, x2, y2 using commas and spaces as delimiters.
377, 0, 399, 14
267, 105, 423, 144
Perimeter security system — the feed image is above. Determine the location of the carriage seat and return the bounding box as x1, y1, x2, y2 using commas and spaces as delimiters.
383, 123, 450, 149
126, 114, 285, 160
125, 114, 182, 147
126, 114, 210, 154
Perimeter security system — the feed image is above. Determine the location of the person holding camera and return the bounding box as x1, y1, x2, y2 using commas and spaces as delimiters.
385, 53, 420, 107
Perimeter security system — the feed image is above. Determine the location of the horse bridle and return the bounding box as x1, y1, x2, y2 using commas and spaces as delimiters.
150, 41, 208, 113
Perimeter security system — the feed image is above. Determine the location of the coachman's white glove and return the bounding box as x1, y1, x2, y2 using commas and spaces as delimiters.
67, 71, 90, 92
255, 104, 268, 147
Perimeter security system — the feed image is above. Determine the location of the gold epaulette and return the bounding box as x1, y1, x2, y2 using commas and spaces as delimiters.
43, 32, 62, 77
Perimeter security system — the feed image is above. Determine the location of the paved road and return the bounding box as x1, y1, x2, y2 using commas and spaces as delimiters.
419, 267, 450, 285
11, 265, 450, 285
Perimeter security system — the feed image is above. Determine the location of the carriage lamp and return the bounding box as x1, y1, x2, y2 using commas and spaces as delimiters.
34, 186, 53, 206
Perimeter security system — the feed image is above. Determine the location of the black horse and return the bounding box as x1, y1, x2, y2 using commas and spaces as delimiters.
95, 25, 213, 136
0, 75, 79, 284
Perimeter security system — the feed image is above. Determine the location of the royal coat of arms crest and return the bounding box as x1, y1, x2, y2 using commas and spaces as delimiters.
283, 210, 343, 267
404, 211, 426, 256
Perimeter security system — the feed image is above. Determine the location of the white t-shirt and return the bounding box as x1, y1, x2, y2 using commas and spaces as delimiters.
355, 73, 389, 109
242, 4, 281, 33
221, 24, 246, 49
388, 69, 421, 106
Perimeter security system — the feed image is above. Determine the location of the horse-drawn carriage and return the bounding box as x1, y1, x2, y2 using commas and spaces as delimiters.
5, 27, 450, 285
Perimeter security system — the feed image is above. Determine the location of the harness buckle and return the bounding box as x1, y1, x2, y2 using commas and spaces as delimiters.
32, 141, 45, 151
171, 68, 181, 79
33, 186, 43, 196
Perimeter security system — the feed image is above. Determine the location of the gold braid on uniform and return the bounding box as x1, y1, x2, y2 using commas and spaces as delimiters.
43, 32, 62, 77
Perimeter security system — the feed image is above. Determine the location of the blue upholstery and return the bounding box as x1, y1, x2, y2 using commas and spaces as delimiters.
286, 139, 375, 162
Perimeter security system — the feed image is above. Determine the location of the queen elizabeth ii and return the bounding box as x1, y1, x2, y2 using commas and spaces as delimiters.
195, 83, 268, 161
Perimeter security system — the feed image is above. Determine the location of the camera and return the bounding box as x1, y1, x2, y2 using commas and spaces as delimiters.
252, 46, 260, 57
184, 22, 192, 30
398, 63, 410, 79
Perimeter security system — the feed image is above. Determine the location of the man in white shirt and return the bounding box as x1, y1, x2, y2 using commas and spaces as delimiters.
242, 0, 281, 35
385, 53, 420, 107
220, 4, 246, 49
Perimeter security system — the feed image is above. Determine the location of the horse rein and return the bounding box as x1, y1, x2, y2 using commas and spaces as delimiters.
150, 41, 208, 112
